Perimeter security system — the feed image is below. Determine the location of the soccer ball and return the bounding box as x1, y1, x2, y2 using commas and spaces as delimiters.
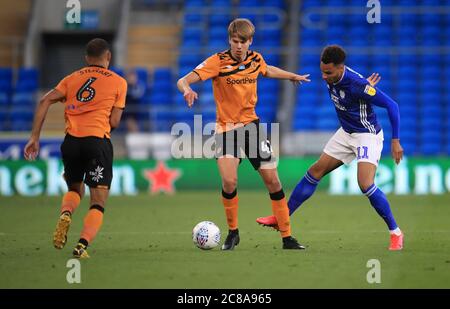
192, 221, 221, 250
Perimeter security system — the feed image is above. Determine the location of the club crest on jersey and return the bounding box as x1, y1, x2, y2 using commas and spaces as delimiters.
331, 94, 346, 111
364, 85, 376, 96
339, 90, 345, 99
250, 60, 257, 69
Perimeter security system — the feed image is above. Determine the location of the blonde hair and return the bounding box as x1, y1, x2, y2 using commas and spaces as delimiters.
228, 18, 255, 41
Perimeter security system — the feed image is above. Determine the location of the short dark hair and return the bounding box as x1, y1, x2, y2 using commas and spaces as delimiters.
321, 45, 346, 65
86, 38, 110, 58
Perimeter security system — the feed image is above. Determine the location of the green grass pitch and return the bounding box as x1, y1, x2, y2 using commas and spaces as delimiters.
1, 191, 450, 288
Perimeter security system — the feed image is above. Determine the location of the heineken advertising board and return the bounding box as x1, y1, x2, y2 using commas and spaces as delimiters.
0, 158, 450, 196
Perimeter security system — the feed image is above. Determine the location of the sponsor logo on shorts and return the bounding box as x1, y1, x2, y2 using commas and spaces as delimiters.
89, 165, 104, 182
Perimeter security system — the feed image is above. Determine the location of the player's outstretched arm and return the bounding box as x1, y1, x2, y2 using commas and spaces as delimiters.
24, 89, 65, 161
177, 72, 201, 108
265, 65, 310, 85
359, 83, 403, 164
366, 73, 381, 87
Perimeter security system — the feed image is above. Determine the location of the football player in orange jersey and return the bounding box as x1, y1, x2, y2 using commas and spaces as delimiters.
24, 38, 128, 258
177, 18, 310, 250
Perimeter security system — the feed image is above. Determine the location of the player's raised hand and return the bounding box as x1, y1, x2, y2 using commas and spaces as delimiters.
291, 74, 311, 85
24, 138, 39, 161
367, 73, 381, 87
183, 88, 198, 108
391, 139, 403, 164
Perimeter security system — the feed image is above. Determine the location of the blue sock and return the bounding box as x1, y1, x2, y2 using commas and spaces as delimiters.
287, 171, 320, 215
363, 184, 398, 230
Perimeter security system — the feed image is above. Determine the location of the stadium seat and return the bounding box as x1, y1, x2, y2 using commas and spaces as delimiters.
0, 68, 13, 92
239, 0, 259, 7
210, 0, 230, 8
264, 0, 285, 9
0, 90, 9, 106
185, 0, 205, 8
184, 13, 203, 25
421, 142, 442, 156
11, 91, 36, 106
317, 117, 339, 131
293, 117, 315, 131
209, 13, 230, 27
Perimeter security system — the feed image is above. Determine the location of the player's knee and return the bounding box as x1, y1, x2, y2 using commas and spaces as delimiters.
68, 186, 83, 199
358, 180, 373, 193
222, 177, 237, 193
263, 177, 282, 192
308, 164, 325, 179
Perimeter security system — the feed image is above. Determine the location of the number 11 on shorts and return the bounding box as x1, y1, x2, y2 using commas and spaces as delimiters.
357, 146, 369, 159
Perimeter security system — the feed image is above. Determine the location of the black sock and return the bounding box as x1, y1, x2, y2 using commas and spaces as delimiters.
78, 238, 89, 247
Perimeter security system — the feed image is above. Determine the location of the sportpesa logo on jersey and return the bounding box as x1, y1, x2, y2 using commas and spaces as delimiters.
226, 77, 257, 85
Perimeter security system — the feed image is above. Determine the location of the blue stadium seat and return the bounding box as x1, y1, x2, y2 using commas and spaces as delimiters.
421, 142, 442, 155
264, 0, 285, 9
421, 116, 442, 131
420, 104, 442, 118
0, 68, 12, 91
293, 117, 315, 131
421, 93, 441, 106
317, 117, 339, 131
259, 28, 281, 41
198, 91, 215, 107
153, 67, 172, 81
402, 141, 417, 155
302, 0, 320, 8
109, 66, 124, 77
295, 104, 316, 119
398, 104, 417, 119
400, 129, 417, 143
422, 0, 441, 6
263, 54, 280, 66
179, 54, 202, 67
11, 91, 36, 106
0, 90, 9, 105
185, 0, 205, 7
208, 26, 228, 42
150, 92, 173, 105
258, 79, 279, 93
209, 13, 230, 27
398, 65, 416, 77
348, 14, 367, 26
184, 13, 203, 25
239, 0, 259, 7
210, 0, 230, 8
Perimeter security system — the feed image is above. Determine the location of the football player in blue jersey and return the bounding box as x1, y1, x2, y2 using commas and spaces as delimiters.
257, 45, 404, 250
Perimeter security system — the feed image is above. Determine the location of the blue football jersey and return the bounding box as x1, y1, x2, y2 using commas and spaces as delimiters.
326, 66, 382, 135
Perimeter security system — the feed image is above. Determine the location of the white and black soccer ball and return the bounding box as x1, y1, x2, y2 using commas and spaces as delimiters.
192, 221, 221, 250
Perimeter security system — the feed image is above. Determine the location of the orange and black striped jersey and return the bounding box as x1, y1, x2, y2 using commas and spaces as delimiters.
55, 65, 127, 139
193, 50, 267, 132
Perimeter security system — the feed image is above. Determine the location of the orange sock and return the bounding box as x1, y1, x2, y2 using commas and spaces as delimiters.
60, 191, 81, 215
222, 189, 238, 230
270, 190, 291, 238
80, 205, 104, 244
